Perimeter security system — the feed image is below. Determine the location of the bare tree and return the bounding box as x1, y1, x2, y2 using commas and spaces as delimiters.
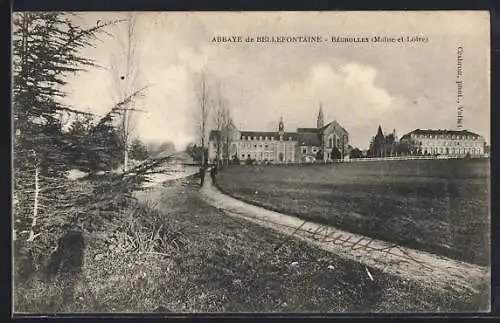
222, 105, 234, 164
211, 83, 227, 165
109, 13, 145, 172
210, 82, 235, 165
194, 71, 211, 166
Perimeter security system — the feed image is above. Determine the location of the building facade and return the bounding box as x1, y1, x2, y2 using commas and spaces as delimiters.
368, 125, 398, 157
208, 107, 349, 164
399, 129, 485, 157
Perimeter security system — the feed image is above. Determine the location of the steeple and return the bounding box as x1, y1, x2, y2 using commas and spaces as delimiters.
376, 125, 383, 137
317, 103, 325, 128
278, 116, 285, 134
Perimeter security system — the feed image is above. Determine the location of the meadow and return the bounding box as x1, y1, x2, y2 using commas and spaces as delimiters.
16, 175, 489, 313
215, 159, 491, 266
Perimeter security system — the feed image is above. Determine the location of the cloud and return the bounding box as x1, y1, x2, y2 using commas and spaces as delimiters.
133, 63, 195, 151
58, 12, 490, 151
258, 62, 397, 148
132, 44, 220, 151
339, 63, 393, 111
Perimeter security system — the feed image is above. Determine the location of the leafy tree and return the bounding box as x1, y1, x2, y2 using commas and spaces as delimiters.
186, 143, 207, 163
315, 149, 323, 161
129, 138, 149, 161
331, 147, 342, 160
13, 12, 117, 176
394, 141, 411, 156
231, 154, 240, 165
88, 114, 124, 172
349, 147, 363, 159
12, 12, 118, 280
64, 113, 95, 171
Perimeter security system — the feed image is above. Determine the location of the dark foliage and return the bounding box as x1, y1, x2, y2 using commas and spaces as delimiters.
331, 147, 342, 160
129, 138, 149, 161
349, 147, 363, 159
315, 149, 324, 160
12, 12, 127, 283
186, 143, 208, 163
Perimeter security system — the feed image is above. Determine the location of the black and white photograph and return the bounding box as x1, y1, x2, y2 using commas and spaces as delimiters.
12, 11, 491, 314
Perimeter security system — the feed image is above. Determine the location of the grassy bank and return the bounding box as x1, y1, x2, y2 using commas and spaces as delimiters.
215, 159, 490, 266
14, 175, 489, 313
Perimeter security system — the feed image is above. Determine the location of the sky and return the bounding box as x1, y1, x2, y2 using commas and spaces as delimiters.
55, 11, 489, 151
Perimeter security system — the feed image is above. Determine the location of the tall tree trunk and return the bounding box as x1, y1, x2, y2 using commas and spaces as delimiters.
123, 108, 129, 172
27, 166, 39, 242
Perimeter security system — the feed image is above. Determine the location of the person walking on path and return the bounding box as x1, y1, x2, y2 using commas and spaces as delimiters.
199, 164, 206, 187
210, 162, 218, 182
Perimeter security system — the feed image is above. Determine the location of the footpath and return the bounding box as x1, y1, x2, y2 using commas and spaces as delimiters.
199, 171, 489, 295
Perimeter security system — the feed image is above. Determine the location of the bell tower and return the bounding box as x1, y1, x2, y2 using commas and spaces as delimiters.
278, 116, 285, 136
317, 103, 325, 129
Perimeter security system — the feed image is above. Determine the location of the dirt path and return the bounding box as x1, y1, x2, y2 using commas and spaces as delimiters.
200, 172, 490, 296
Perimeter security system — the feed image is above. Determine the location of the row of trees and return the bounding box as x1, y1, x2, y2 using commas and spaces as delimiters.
64, 112, 151, 172
312, 146, 363, 161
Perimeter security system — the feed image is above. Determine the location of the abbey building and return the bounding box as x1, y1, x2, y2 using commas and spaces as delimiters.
399, 129, 485, 157
208, 106, 349, 164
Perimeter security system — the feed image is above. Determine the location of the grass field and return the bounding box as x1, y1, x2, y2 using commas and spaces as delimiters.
14, 175, 489, 313
215, 159, 490, 266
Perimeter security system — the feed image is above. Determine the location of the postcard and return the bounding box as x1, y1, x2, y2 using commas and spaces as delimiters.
12, 11, 490, 314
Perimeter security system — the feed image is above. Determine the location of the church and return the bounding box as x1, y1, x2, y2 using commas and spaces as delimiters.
208, 106, 350, 164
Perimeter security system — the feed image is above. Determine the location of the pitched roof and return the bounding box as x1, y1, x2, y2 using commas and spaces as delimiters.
208, 130, 221, 141
321, 121, 348, 134
297, 127, 320, 133
240, 131, 280, 138
240, 131, 300, 141
405, 129, 481, 137
297, 132, 321, 146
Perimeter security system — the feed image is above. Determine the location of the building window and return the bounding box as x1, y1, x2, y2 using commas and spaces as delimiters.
271, 137, 274, 141
241, 154, 245, 159
289, 137, 292, 141
302, 148, 307, 154
329, 138, 333, 148
254, 145, 257, 148
265, 144, 269, 149
260, 136, 262, 140
265, 136, 268, 141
